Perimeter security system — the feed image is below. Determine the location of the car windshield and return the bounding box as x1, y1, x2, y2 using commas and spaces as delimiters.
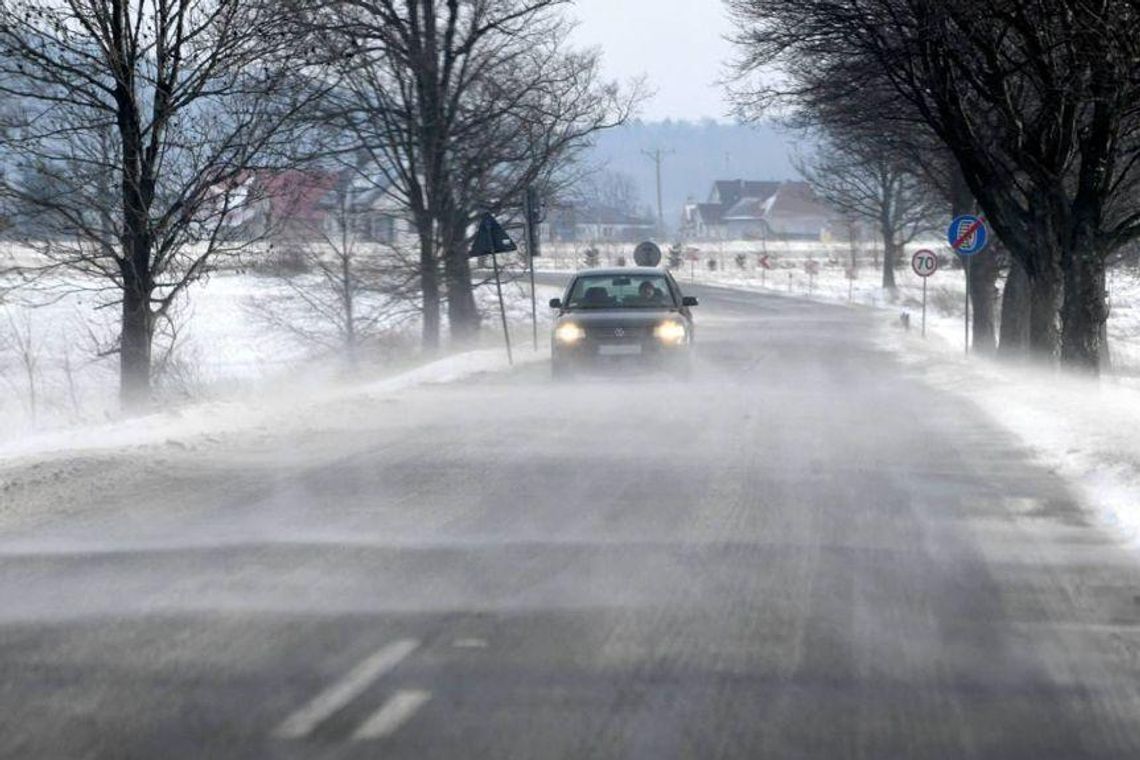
566, 274, 673, 309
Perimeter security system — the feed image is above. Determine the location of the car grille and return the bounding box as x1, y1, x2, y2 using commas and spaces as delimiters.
588, 325, 646, 342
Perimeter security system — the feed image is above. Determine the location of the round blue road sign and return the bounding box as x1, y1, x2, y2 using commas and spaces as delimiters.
947, 215, 988, 256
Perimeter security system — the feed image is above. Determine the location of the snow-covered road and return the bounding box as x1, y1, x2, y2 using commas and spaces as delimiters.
1, 284, 1140, 757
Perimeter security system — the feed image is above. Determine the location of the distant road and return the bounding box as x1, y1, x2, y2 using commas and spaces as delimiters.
2, 282, 1140, 758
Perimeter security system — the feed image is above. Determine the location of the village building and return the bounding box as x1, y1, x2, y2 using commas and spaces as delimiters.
539, 204, 657, 244
222, 168, 415, 249
681, 179, 835, 241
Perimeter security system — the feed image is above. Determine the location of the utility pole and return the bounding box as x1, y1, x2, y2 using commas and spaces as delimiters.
641, 148, 674, 237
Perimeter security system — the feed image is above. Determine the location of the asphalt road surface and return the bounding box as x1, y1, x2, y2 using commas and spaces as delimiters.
3, 283, 1140, 759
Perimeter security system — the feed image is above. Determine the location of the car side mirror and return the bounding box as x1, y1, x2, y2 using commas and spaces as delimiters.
682, 296, 699, 307
549, 298, 562, 309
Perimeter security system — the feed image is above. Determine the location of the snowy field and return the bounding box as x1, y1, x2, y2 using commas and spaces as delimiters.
0, 250, 556, 446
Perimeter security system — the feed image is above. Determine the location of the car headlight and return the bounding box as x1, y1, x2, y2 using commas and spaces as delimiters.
653, 320, 687, 344
554, 322, 586, 344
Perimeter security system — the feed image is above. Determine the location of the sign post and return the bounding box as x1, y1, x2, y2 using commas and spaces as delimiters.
947, 215, 989, 355
804, 259, 820, 293
523, 188, 543, 352
470, 212, 518, 365
910, 248, 939, 337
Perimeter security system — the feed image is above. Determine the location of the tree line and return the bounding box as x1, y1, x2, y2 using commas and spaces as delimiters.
729, 0, 1140, 372
0, 0, 638, 408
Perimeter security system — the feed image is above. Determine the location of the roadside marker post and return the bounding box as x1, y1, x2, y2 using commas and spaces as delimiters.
910, 249, 939, 338
469, 212, 518, 365
804, 259, 820, 293
947, 215, 989, 355
758, 254, 772, 287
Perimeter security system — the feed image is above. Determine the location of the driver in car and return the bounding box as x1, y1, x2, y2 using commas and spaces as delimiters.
637, 280, 666, 305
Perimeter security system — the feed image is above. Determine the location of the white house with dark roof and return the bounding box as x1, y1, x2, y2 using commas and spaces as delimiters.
540, 203, 657, 244
681, 180, 835, 241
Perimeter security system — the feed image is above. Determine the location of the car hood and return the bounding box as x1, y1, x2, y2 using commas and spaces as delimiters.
555, 309, 682, 327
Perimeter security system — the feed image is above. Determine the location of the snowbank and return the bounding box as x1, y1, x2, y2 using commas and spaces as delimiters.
883, 331, 1140, 546
0, 345, 548, 465
0, 260, 557, 443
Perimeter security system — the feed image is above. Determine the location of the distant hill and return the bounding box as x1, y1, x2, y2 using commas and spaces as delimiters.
581, 119, 803, 236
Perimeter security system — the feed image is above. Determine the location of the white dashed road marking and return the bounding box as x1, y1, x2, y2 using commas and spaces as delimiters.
352, 689, 432, 741
452, 637, 488, 649
274, 639, 420, 739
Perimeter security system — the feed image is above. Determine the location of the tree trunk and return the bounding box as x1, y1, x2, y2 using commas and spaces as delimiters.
341, 255, 357, 369
968, 250, 997, 355
113, 76, 158, 410
1059, 69, 1114, 374
1099, 321, 1112, 373
444, 217, 480, 344
118, 161, 154, 410
119, 280, 152, 409
998, 257, 1030, 359
418, 223, 440, 352
1028, 269, 1062, 361
880, 218, 896, 290
881, 240, 896, 289
1060, 237, 1108, 373
445, 257, 480, 344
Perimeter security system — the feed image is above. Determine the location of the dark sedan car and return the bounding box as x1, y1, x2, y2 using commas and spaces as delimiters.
549, 267, 697, 378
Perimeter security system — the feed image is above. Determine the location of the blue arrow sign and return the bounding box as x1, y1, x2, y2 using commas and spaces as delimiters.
947, 215, 988, 256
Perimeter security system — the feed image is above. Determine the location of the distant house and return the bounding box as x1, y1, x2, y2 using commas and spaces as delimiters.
540, 204, 657, 244
681, 180, 834, 241
222, 168, 414, 248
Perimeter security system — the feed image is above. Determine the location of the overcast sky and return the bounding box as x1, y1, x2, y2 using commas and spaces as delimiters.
569, 0, 736, 122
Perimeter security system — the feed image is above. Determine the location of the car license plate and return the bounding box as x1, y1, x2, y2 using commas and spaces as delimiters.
599, 344, 641, 356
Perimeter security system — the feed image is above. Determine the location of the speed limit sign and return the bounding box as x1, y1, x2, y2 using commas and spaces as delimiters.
911, 249, 939, 339
911, 249, 939, 278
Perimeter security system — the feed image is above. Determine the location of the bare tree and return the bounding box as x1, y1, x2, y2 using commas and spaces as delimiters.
796, 140, 936, 290
0, 255, 15, 304
572, 169, 642, 216
729, 0, 1140, 372
1, 308, 40, 422
245, 168, 421, 366
0, 0, 324, 407
730, 12, 1002, 352
444, 37, 641, 327
297, 0, 639, 348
